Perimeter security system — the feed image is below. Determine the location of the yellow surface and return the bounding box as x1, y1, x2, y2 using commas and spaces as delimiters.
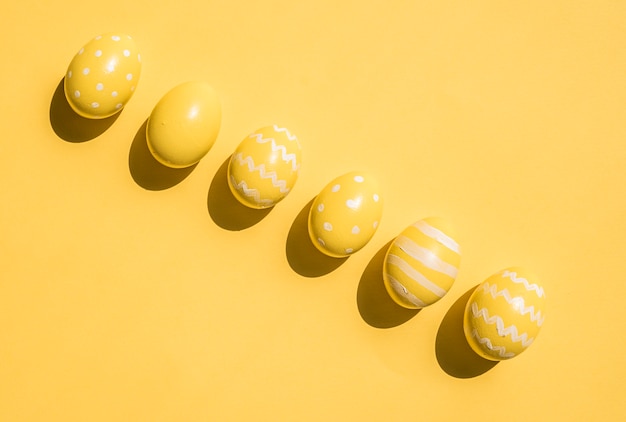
1, 1, 625, 420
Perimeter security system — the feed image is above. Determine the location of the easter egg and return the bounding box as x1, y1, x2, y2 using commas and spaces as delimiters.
64, 33, 141, 119
308, 172, 383, 258
383, 217, 461, 309
228, 125, 301, 209
463, 267, 546, 361
146, 81, 221, 168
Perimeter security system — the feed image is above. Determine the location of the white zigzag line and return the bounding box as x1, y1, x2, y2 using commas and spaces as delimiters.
248, 134, 300, 172
470, 302, 535, 348
234, 153, 291, 194
272, 125, 297, 141
482, 282, 545, 326
230, 176, 273, 206
502, 270, 545, 298
471, 328, 515, 358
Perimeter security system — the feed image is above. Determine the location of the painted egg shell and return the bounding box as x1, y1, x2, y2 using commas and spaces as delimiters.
64, 33, 141, 119
228, 125, 301, 209
308, 172, 383, 258
463, 267, 546, 361
383, 217, 461, 309
146, 81, 221, 168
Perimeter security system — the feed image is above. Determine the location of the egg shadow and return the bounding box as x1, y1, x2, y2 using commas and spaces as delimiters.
49, 77, 120, 142
207, 157, 273, 231
128, 119, 197, 190
435, 285, 499, 378
285, 199, 348, 277
356, 240, 421, 328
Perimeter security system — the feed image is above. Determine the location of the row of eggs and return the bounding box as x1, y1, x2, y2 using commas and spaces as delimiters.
63, 33, 546, 362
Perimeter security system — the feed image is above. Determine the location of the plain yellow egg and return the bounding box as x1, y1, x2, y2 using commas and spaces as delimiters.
463, 267, 547, 361
146, 81, 221, 168
383, 217, 461, 309
228, 125, 302, 209
64, 33, 141, 119
308, 172, 383, 258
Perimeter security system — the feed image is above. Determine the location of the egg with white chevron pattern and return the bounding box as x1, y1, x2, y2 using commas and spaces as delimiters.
463, 267, 546, 361
308, 172, 382, 258
228, 125, 301, 209
383, 217, 461, 309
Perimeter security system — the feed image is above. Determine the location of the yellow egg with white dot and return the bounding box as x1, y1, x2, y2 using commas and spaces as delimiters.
383, 217, 461, 309
64, 33, 141, 119
308, 172, 383, 258
228, 125, 301, 209
463, 267, 547, 361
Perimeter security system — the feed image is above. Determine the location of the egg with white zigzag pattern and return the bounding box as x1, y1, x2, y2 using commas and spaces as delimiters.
228, 125, 301, 209
383, 217, 461, 309
463, 267, 546, 361
308, 172, 383, 258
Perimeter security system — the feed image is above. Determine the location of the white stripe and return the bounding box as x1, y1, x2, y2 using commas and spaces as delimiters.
385, 254, 447, 298
413, 220, 459, 254
385, 274, 427, 308
394, 235, 458, 278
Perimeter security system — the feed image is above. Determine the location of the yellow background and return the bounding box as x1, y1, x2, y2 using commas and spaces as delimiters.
2, 1, 625, 420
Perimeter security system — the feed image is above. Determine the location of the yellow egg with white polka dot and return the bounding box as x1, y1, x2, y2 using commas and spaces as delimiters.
463, 267, 547, 361
308, 172, 383, 258
228, 125, 302, 209
383, 217, 461, 309
64, 33, 141, 119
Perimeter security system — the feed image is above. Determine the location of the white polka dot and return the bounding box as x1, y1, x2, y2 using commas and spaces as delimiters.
323, 222, 333, 232
95, 35, 102, 40
373, 221, 379, 229
137, 53, 141, 62
354, 175, 364, 183
82, 67, 90, 75
67, 70, 72, 78
95, 50, 102, 57
317, 204, 325, 212
126, 73, 133, 81
74, 90, 80, 98
345, 248, 354, 254
317, 238, 326, 246
115, 103, 123, 109
78, 47, 84, 55
111, 91, 118, 97
112, 35, 121, 41
123, 49, 130, 57
96, 83, 104, 91
91, 102, 99, 108
331, 184, 341, 192
351, 225, 360, 234
346, 198, 360, 210
373, 194, 379, 202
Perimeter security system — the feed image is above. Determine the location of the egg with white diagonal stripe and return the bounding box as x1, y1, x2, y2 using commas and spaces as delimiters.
64, 33, 141, 119
463, 267, 546, 361
308, 171, 382, 258
383, 217, 461, 309
228, 125, 301, 209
